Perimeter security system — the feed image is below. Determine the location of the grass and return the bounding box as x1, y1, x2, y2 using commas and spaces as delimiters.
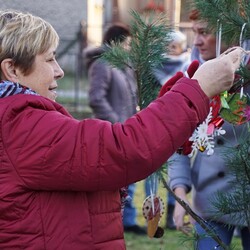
125, 227, 193, 250
124, 180, 243, 250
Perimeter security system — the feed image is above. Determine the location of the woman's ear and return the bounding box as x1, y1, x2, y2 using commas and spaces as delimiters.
1, 58, 19, 82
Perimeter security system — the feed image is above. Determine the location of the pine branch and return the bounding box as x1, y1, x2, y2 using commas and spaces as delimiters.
101, 10, 172, 109
230, 64, 250, 93
211, 130, 250, 230
212, 190, 250, 228
101, 44, 132, 70
160, 176, 230, 250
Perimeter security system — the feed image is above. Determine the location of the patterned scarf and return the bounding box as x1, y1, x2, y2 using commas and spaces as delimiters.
0, 80, 38, 98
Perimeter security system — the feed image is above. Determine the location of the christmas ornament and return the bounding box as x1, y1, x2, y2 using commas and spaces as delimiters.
220, 92, 250, 125
142, 195, 165, 238
188, 106, 226, 157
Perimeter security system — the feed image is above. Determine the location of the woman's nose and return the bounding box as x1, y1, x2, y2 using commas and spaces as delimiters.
193, 35, 202, 46
55, 61, 64, 80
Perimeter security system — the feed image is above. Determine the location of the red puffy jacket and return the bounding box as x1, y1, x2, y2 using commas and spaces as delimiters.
0, 77, 209, 249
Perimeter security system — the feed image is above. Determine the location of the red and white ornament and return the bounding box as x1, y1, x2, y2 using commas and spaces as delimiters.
142, 195, 165, 238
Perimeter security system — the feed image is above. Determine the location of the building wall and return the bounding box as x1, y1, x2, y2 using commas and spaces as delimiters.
0, 0, 87, 56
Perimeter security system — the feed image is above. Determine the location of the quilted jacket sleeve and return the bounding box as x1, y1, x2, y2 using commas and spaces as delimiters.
2, 77, 209, 192
168, 153, 192, 193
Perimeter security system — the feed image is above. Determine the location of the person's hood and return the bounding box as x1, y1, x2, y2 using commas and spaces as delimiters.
83, 46, 105, 70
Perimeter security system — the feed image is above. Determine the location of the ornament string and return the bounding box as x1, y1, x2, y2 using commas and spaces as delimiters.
216, 20, 222, 57
147, 173, 158, 215
240, 23, 247, 49
216, 21, 229, 108
239, 23, 247, 98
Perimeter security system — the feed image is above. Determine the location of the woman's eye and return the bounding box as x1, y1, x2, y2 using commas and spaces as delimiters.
47, 58, 55, 62
197, 31, 207, 36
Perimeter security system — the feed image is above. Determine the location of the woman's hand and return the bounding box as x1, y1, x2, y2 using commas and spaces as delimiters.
192, 47, 244, 98
173, 187, 194, 235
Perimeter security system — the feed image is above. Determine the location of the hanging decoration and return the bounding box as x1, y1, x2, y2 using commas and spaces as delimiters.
141, 172, 165, 238
142, 194, 165, 238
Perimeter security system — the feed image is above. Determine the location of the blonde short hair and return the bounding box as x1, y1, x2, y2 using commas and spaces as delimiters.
0, 10, 59, 75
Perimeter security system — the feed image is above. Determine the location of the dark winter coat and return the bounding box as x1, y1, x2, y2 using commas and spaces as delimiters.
85, 47, 137, 123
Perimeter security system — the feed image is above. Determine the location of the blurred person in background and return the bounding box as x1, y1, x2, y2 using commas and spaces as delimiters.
85, 23, 146, 235
154, 30, 190, 85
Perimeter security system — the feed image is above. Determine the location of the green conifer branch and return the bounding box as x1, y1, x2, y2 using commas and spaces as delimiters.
101, 10, 171, 109
160, 175, 230, 250
212, 130, 250, 230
